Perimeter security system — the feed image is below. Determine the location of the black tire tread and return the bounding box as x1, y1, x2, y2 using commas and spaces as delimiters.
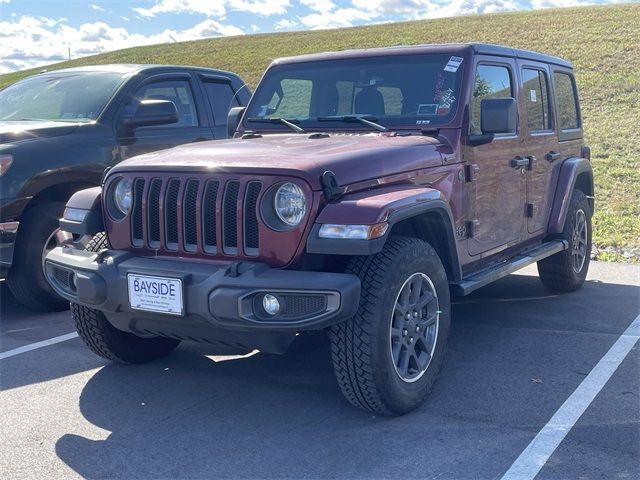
329, 236, 446, 415
538, 190, 592, 293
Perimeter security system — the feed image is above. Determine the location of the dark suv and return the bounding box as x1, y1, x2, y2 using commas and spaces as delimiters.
0, 65, 249, 310
45, 44, 593, 415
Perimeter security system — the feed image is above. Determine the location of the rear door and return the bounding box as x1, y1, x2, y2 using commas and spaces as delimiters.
198, 75, 243, 139
465, 57, 527, 256
117, 72, 213, 160
517, 61, 560, 235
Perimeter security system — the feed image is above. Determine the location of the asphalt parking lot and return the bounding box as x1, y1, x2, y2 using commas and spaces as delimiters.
1, 261, 638, 480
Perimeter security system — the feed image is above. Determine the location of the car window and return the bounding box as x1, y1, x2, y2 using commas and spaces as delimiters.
130, 79, 198, 128
553, 72, 580, 130
470, 64, 514, 135
244, 53, 463, 130
203, 81, 240, 126
522, 68, 551, 132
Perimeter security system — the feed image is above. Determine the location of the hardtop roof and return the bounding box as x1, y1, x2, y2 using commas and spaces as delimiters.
273, 43, 572, 68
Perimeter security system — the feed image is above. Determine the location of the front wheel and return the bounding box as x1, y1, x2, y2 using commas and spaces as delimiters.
329, 236, 451, 415
71, 232, 180, 363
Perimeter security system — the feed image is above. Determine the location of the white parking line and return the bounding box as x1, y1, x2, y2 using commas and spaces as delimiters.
501, 313, 640, 480
0, 332, 78, 360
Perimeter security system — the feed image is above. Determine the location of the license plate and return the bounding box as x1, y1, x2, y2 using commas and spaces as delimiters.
127, 274, 183, 316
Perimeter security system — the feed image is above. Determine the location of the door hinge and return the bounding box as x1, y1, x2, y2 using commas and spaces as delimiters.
465, 164, 479, 182
526, 203, 535, 218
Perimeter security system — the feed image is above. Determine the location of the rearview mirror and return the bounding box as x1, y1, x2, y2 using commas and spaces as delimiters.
227, 106, 246, 138
120, 99, 178, 130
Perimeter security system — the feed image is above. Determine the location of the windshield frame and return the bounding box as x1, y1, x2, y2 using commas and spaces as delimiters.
242, 51, 469, 134
0, 71, 130, 124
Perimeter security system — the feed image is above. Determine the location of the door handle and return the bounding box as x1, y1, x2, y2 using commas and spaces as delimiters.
510, 156, 530, 168
545, 151, 561, 162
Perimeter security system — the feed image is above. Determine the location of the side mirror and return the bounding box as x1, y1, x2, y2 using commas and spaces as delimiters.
120, 99, 178, 130
227, 106, 246, 138
468, 97, 516, 147
481, 97, 516, 134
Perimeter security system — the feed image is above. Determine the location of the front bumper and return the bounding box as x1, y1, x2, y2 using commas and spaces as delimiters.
45, 246, 360, 352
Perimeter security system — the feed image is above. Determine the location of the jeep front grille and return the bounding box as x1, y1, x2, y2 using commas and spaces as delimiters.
128, 176, 263, 257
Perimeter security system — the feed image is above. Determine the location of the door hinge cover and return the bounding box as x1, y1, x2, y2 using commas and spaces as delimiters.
465, 164, 480, 182
526, 203, 535, 218
467, 219, 480, 238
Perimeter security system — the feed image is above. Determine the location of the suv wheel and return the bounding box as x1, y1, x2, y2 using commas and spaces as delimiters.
329, 236, 451, 415
71, 232, 181, 363
538, 189, 592, 293
7, 202, 70, 311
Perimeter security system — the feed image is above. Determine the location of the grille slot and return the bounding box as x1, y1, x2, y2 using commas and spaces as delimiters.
202, 180, 219, 253
147, 179, 162, 248
244, 181, 262, 256
165, 179, 180, 251
131, 179, 145, 246
183, 180, 199, 252
223, 181, 240, 255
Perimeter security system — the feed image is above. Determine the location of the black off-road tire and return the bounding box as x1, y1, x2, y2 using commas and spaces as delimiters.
71, 232, 180, 363
329, 236, 451, 415
7, 202, 68, 311
538, 190, 592, 293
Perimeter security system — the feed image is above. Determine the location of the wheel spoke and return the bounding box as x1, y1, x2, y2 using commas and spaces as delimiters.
408, 276, 422, 304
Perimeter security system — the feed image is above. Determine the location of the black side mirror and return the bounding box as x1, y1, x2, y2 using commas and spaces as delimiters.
120, 99, 178, 130
481, 97, 516, 134
227, 106, 246, 138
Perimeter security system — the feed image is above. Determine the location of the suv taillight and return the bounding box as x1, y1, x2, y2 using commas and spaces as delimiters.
581, 145, 591, 160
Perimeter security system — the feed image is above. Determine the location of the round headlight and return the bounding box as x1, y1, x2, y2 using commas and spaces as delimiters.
113, 178, 132, 216
273, 182, 306, 226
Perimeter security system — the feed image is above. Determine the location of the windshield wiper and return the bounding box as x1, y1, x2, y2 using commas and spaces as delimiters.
316, 115, 388, 132
246, 117, 305, 133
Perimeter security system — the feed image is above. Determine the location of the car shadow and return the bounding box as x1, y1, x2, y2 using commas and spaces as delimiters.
52, 272, 640, 479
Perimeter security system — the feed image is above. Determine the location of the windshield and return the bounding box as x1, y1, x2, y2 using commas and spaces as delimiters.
0, 72, 127, 122
244, 53, 464, 131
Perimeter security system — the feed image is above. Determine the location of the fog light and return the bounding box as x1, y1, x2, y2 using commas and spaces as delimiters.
262, 294, 281, 316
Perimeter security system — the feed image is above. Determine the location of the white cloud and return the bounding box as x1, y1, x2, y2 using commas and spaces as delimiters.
121, 16, 130, 21
133, 0, 227, 18
300, 7, 373, 29
300, 0, 336, 12
274, 18, 298, 29
0, 15, 244, 74
229, 0, 291, 15
90, 4, 105, 12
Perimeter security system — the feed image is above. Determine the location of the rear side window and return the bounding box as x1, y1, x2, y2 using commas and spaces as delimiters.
471, 64, 514, 135
131, 79, 198, 128
203, 81, 239, 126
262, 79, 313, 119
522, 68, 551, 132
553, 72, 580, 130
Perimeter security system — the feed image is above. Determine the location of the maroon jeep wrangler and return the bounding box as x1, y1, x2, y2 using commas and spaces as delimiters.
45, 43, 593, 415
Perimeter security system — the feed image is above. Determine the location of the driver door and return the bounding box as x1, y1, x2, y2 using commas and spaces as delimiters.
465, 59, 527, 256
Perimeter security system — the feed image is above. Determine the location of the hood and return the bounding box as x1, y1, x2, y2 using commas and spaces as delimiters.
0, 120, 82, 143
111, 133, 447, 189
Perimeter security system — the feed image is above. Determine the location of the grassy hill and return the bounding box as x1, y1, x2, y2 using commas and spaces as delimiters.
1, 3, 638, 261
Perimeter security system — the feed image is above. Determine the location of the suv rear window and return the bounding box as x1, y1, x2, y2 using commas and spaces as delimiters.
553, 72, 580, 130
522, 68, 551, 132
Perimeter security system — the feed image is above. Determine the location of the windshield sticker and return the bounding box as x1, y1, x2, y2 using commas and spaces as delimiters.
418, 104, 439, 115
444, 56, 463, 73
530, 89, 538, 102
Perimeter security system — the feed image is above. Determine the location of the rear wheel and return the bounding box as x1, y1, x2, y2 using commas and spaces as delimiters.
71, 232, 180, 363
329, 236, 451, 415
538, 190, 592, 293
7, 202, 69, 311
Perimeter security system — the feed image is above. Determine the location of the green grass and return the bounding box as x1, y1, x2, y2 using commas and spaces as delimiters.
2, 3, 639, 261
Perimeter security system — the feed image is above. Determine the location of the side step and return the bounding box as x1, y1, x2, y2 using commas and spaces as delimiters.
451, 240, 568, 296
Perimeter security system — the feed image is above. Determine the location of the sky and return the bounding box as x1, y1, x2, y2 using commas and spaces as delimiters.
0, 0, 630, 74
